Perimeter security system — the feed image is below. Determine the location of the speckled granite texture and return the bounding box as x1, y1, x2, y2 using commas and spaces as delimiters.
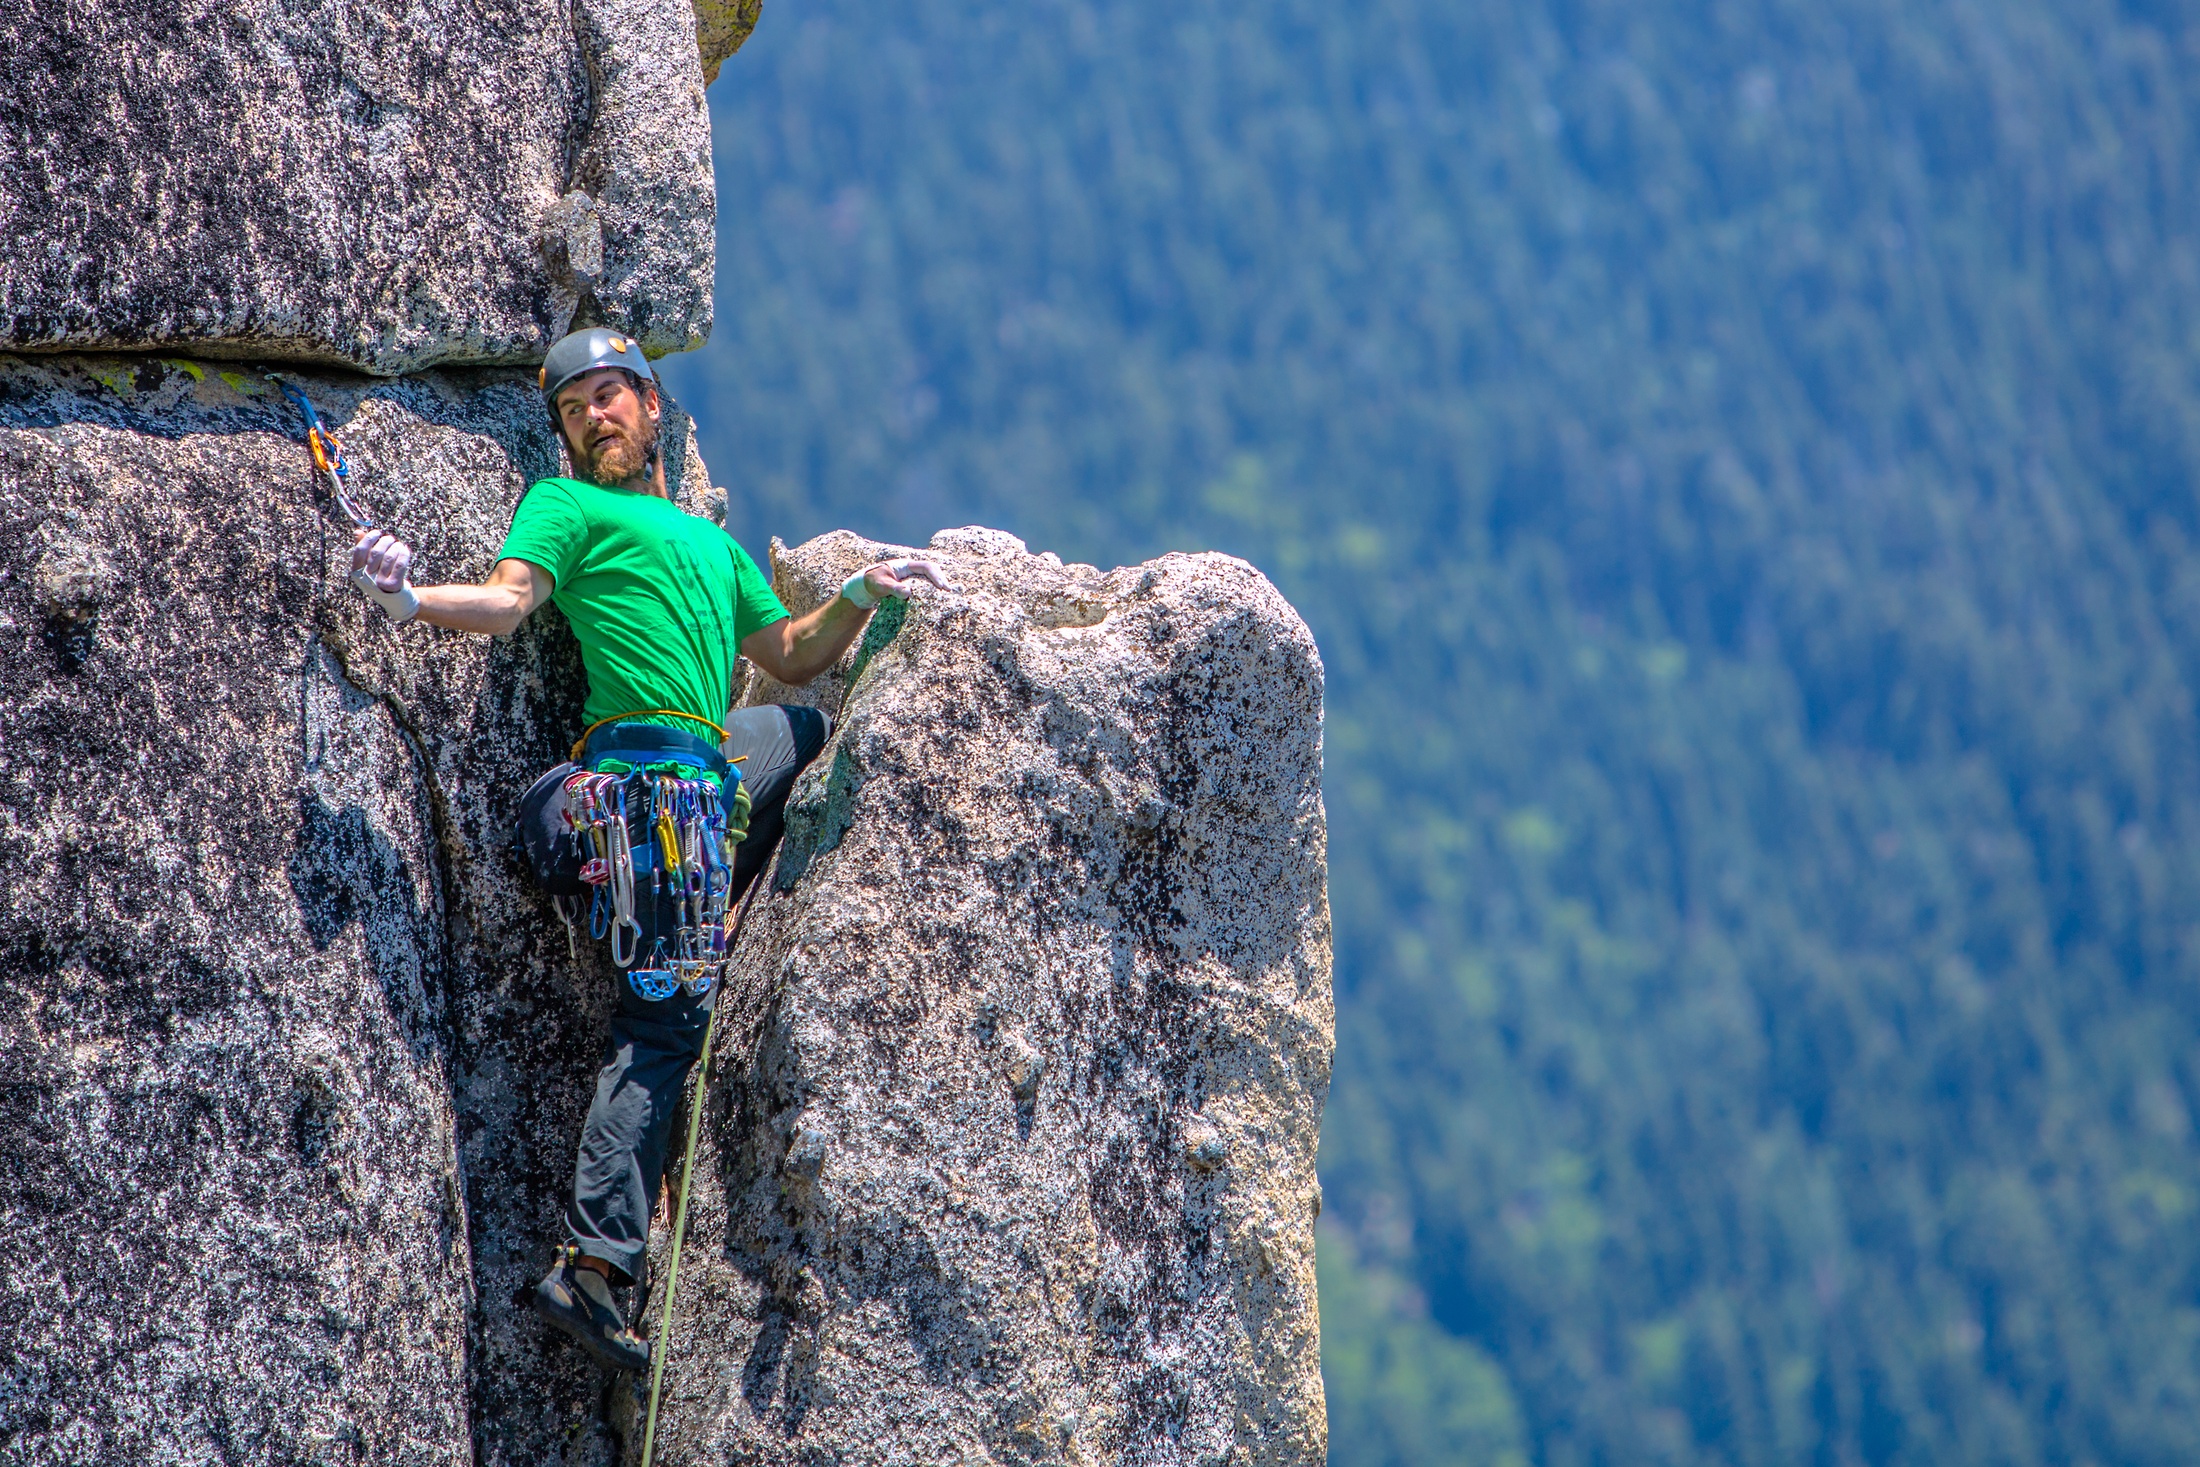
1, 0, 722, 372
656, 526, 1333, 1467
0, 357, 1331, 1466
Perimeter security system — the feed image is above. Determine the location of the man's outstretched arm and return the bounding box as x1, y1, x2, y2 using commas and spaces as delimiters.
351, 529, 552, 636
416, 558, 552, 635
740, 559, 958, 687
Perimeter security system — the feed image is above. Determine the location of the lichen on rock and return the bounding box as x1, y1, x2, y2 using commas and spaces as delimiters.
690, 0, 765, 82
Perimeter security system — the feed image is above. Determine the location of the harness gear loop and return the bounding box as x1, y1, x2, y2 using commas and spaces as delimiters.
563, 741, 746, 1002
571, 709, 731, 762
639, 873, 764, 1467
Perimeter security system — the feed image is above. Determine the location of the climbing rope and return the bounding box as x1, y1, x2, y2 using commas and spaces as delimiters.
570, 709, 731, 762
639, 873, 765, 1467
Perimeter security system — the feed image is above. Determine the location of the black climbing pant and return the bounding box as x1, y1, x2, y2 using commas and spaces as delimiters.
563, 703, 829, 1284
566, 979, 715, 1283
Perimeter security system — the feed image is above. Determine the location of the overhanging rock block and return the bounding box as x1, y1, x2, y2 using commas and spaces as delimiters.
2, 0, 718, 374
652, 528, 1335, 1466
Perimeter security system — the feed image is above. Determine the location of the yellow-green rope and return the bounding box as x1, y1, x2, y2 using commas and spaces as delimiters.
639, 876, 761, 1465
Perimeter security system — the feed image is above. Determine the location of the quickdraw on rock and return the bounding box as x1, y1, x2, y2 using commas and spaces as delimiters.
270, 375, 378, 532
556, 763, 742, 1001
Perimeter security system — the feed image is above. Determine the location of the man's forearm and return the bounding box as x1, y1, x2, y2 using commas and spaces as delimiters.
738, 558, 960, 686
751, 595, 871, 685
414, 583, 532, 636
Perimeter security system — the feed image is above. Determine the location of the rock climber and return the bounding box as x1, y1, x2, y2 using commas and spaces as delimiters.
343, 326, 955, 1373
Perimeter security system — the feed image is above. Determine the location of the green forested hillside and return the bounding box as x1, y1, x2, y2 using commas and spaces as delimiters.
660, 1, 2200, 1461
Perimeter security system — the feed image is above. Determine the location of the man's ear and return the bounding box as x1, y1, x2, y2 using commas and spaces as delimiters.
643, 385, 662, 423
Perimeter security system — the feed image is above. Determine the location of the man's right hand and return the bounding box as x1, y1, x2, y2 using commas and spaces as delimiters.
350, 528, 421, 623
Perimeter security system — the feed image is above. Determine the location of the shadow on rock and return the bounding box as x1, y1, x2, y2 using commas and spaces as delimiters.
286, 790, 443, 1068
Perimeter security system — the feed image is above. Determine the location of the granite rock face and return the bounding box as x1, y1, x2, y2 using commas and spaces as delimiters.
0, 355, 1330, 1465
0, 354, 710, 1465
2, 0, 718, 374
0, 0, 1333, 1458
648, 528, 1334, 1466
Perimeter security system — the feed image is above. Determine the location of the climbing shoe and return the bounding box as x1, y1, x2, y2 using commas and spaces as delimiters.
534, 1246, 651, 1373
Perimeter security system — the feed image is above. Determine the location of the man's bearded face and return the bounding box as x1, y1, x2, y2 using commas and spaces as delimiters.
581, 412, 655, 486
557, 371, 659, 486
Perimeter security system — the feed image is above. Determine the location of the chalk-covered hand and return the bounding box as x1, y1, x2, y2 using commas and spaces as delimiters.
840, 557, 962, 610
349, 528, 420, 623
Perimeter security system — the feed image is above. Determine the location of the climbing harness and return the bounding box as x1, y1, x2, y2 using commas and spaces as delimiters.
570, 709, 730, 763
553, 758, 743, 1001
638, 872, 763, 1467
270, 376, 378, 531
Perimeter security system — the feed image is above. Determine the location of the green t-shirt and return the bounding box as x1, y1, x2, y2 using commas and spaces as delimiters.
498, 477, 789, 742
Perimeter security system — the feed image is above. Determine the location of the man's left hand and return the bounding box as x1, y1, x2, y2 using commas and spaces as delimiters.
844, 557, 962, 609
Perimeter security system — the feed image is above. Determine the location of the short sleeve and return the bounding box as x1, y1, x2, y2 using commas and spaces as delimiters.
726, 535, 791, 646
498, 480, 589, 590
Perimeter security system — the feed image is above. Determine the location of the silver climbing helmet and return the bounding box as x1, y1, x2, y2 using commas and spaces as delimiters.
539, 327, 655, 408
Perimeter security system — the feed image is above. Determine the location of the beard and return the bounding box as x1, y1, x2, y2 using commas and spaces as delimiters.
576, 416, 658, 487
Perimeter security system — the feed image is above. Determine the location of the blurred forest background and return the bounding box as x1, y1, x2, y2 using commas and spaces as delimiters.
659, 0, 2200, 1461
